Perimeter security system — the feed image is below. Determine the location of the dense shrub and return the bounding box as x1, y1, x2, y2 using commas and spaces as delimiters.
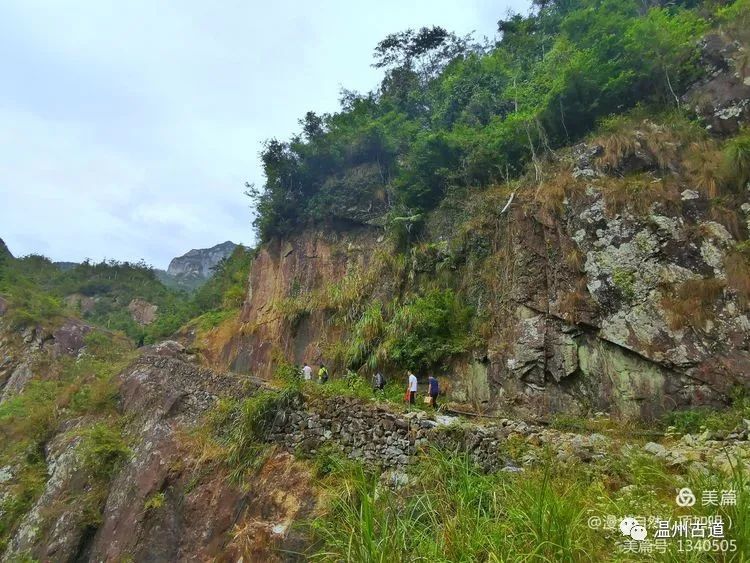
341, 289, 473, 373
208, 389, 297, 483
383, 289, 473, 371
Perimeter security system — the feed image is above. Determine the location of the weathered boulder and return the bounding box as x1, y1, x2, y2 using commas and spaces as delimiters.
49, 318, 92, 358
683, 34, 750, 134
2, 427, 91, 562
89, 347, 309, 561
127, 298, 158, 326
64, 293, 97, 315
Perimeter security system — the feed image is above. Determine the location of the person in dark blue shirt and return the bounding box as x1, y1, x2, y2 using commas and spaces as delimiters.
428, 375, 439, 409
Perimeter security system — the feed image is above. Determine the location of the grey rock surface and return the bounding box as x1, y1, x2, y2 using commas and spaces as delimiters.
166, 241, 237, 279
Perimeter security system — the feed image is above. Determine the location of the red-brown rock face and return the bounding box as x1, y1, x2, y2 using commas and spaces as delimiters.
227, 228, 382, 378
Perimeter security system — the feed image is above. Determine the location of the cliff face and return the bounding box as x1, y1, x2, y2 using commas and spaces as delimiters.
166, 241, 237, 279
225, 229, 382, 376
0, 238, 11, 259
213, 21, 750, 421
225, 139, 750, 420
0, 336, 316, 562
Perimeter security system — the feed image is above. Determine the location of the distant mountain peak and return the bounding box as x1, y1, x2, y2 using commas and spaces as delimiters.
0, 238, 12, 259
166, 241, 237, 279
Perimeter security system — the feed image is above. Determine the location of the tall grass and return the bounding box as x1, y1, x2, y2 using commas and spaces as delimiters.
722, 130, 750, 192
310, 450, 603, 562
308, 447, 749, 562
207, 388, 298, 485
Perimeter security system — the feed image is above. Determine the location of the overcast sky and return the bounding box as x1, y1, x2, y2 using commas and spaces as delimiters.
0, 0, 530, 269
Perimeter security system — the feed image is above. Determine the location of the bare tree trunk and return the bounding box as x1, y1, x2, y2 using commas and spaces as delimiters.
665, 67, 680, 109
525, 123, 542, 184
559, 97, 569, 141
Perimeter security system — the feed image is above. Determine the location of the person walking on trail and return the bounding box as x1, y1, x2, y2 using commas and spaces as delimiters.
302, 362, 312, 381
407, 371, 417, 405
372, 371, 386, 393
318, 364, 329, 383
428, 374, 439, 409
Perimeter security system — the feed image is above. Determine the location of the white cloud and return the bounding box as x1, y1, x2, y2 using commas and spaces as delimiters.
0, 0, 529, 268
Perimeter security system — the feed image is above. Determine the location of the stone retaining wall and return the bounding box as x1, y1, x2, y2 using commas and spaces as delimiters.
265, 394, 611, 471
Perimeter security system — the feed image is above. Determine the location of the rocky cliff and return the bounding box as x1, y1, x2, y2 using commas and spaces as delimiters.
218, 133, 750, 422
223, 185, 749, 420
0, 239, 11, 260
207, 32, 750, 421
166, 241, 237, 280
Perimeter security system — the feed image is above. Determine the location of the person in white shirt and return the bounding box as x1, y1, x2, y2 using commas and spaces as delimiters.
302, 362, 312, 381
407, 372, 417, 405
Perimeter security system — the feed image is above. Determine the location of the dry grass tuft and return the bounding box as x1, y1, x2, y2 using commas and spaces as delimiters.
593, 115, 705, 174
557, 278, 590, 323
725, 250, 750, 310
684, 140, 723, 198
597, 130, 639, 171
710, 204, 745, 240
600, 173, 680, 216
533, 167, 584, 214
661, 278, 725, 331
565, 248, 585, 273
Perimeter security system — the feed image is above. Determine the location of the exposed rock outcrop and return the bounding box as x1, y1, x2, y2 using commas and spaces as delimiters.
3, 427, 90, 561
0, 318, 94, 403
127, 298, 158, 326
166, 241, 237, 279
85, 343, 313, 562
683, 33, 750, 135
224, 168, 749, 420
63, 294, 97, 315
0, 238, 11, 259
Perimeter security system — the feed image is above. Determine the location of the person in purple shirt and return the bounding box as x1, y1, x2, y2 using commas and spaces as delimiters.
428, 375, 439, 409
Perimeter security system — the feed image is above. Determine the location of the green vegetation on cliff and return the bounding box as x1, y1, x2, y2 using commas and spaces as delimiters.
0, 330, 134, 552
251, 0, 729, 242
0, 254, 182, 341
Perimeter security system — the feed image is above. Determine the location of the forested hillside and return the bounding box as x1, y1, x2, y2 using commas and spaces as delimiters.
252, 0, 748, 242
0, 246, 253, 345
